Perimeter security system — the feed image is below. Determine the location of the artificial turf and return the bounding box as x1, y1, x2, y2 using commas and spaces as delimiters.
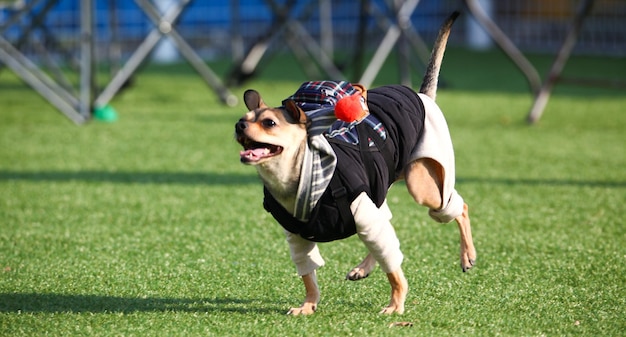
1, 48, 624, 336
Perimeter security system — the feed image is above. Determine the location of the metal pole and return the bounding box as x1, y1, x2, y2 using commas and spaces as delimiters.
79, 0, 94, 119
358, 0, 420, 87
465, 0, 541, 95
135, 0, 237, 106
231, 0, 244, 63
0, 36, 86, 124
395, 0, 411, 86
527, 0, 595, 124
319, 0, 333, 60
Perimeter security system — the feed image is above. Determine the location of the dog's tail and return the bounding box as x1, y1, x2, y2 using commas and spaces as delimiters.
419, 11, 459, 101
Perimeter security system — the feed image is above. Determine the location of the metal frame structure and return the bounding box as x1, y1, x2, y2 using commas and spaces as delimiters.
2, 0, 622, 125
525, 0, 594, 124
226, 0, 344, 87
95, 0, 237, 109
464, 0, 617, 124
0, 0, 237, 125
227, 0, 431, 89
358, 0, 431, 88
0, 0, 92, 124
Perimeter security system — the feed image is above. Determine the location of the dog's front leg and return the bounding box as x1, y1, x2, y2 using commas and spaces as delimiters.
380, 268, 408, 314
287, 270, 320, 315
283, 231, 324, 315
350, 193, 408, 314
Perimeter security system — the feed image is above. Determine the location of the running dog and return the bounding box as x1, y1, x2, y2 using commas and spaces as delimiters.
235, 11, 476, 315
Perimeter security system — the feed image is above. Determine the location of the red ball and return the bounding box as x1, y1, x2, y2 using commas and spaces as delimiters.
335, 93, 366, 123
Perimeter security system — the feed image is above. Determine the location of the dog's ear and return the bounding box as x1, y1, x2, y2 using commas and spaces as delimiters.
352, 83, 368, 100
244, 89, 268, 110
284, 99, 308, 125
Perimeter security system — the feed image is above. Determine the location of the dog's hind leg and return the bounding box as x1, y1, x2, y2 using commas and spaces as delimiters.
454, 202, 476, 272
346, 253, 377, 281
405, 158, 476, 272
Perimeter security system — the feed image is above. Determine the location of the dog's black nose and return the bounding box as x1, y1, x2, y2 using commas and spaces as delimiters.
235, 119, 247, 134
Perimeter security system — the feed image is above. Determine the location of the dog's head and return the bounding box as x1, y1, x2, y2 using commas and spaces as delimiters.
235, 89, 308, 166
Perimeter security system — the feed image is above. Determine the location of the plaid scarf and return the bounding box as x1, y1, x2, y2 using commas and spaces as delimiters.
326, 115, 387, 145
283, 81, 358, 222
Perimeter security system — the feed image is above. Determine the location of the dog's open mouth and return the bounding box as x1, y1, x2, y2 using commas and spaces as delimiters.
239, 139, 283, 163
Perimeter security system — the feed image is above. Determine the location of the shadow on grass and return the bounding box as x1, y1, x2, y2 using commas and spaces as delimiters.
457, 176, 626, 189
0, 170, 259, 186
1, 170, 624, 189
0, 293, 284, 314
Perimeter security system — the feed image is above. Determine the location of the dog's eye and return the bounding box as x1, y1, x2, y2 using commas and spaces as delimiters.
261, 119, 277, 128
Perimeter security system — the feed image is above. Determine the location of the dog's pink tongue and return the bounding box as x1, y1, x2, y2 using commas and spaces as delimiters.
240, 148, 268, 161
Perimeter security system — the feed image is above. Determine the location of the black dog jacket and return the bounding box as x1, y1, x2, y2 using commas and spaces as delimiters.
264, 85, 425, 242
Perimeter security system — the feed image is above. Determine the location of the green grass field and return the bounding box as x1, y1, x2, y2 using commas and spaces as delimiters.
1, 49, 625, 336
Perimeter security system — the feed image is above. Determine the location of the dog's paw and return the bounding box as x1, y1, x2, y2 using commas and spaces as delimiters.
287, 303, 316, 316
460, 249, 477, 272
346, 267, 370, 281
346, 254, 377, 281
380, 304, 405, 315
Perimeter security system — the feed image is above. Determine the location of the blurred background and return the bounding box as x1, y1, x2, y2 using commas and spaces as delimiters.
1, 0, 624, 123
3, 0, 624, 59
